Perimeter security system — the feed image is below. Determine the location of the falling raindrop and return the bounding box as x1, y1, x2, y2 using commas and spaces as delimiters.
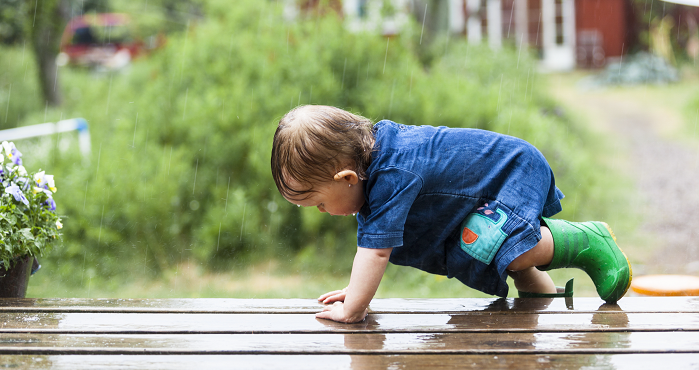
217, 222, 222, 251
183, 88, 189, 120
192, 158, 198, 194
97, 205, 104, 245
105, 73, 113, 115
419, 3, 427, 45
82, 180, 88, 211
341, 58, 347, 89
383, 38, 389, 74
132, 112, 138, 148
4, 84, 11, 124
224, 176, 231, 213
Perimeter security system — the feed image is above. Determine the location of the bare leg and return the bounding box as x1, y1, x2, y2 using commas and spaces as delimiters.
507, 267, 556, 294
506, 226, 556, 294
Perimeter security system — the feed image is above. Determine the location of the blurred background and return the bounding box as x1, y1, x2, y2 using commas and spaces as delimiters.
0, 0, 698, 299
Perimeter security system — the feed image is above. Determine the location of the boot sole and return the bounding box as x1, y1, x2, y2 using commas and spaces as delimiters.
601, 222, 633, 302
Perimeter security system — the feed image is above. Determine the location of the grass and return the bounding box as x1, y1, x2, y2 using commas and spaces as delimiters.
549, 68, 699, 146
548, 67, 699, 275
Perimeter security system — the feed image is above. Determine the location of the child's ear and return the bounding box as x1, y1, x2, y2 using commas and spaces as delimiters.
334, 170, 359, 185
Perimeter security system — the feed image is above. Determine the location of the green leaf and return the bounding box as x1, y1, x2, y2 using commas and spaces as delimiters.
2, 213, 17, 226
19, 228, 34, 240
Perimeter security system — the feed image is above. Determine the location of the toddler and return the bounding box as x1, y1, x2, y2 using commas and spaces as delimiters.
271, 105, 632, 323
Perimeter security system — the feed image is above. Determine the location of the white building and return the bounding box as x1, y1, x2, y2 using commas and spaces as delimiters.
341, 0, 578, 71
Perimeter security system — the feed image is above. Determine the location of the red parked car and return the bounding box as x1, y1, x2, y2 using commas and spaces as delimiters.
58, 13, 145, 69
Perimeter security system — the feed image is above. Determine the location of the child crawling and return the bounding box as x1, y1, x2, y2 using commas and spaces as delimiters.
271, 105, 632, 324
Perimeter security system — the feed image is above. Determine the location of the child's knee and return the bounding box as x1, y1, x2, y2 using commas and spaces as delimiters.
507, 257, 529, 272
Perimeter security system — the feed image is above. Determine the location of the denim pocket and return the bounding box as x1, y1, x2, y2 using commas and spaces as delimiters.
459, 208, 508, 265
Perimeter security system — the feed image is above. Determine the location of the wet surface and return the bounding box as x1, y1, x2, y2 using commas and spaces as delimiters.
0, 332, 698, 353
2, 354, 699, 370
1, 297, 698, 313
0, 311, 697, 333
0, 298, 697, 369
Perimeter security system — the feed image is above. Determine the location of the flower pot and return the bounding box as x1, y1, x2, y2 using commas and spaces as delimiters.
0, 255, 33, 298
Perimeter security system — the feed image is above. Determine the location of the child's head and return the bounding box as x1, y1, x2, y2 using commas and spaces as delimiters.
271, 105, 374, 201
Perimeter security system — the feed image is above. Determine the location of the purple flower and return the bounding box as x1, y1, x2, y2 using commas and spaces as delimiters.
45, 197, 56, 211
5, 184, 29, 206
15, 177, 30, 191
33, 187, 56, 210
11, 148, 21, 165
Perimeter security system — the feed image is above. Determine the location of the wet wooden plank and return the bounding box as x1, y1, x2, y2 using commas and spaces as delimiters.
1, 297, 698, 313
1, 312, 697, 333
0, 332, 698, 354
2, 298, 694, 369
1, 354, 698, 370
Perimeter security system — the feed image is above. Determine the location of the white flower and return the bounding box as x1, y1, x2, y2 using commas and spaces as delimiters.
34, 171, 45, 185
33, 171, 56, 192
56, 219, 63, 230
33, 186, 52, 196
45, 174, 56, 192
0, 154, 3, 164
17, 165, 27, 176
1, 141, 12, 157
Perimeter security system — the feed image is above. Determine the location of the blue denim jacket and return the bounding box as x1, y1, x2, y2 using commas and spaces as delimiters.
357, 120, 564, 296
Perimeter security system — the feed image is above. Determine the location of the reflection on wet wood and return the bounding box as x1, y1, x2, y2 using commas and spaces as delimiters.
1, 297, 698, 313
1, 312, 698, 333
1, 332, 699, 353
1, 298, 697, 369
2, 354, 699, 370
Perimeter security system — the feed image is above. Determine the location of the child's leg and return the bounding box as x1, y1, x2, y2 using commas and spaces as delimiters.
507, 226, 555, 270
507, 267, 557, 294
507, 226, 557, 294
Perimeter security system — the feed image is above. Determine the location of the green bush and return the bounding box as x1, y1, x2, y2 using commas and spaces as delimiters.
5, 0, 626, 286
0, 47, 41, 129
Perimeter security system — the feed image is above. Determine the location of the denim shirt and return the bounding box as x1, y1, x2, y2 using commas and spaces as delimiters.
356, 120, 564, 295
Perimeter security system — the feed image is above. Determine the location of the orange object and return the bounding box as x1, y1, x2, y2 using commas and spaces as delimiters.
462, 227, 478, 244
630, 275, 699, 296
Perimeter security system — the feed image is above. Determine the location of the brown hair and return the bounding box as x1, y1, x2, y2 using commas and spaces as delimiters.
271, 105, 375, 199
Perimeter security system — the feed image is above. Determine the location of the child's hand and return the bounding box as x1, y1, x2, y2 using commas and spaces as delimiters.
317, 287, 347, 304
316, 301, 368, 323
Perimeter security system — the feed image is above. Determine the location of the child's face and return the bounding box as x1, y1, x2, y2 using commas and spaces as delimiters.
284, 171, 365, 216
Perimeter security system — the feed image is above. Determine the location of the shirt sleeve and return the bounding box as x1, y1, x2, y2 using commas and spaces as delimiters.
357, 167, 423, 249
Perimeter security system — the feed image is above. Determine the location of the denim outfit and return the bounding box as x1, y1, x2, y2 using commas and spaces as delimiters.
357, 120, 564, 296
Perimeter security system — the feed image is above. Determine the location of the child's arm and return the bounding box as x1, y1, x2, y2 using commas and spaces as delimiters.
316, 246, 393, 323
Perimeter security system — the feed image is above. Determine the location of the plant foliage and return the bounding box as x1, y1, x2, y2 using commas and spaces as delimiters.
0, 141, 62, 268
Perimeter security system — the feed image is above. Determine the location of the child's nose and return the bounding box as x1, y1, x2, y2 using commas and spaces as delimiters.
317, 205, 326, 213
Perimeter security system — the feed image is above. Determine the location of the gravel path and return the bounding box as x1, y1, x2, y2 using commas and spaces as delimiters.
551, 75, 699, 275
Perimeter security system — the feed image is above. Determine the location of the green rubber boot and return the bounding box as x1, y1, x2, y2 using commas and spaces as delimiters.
539, 218, 632, 303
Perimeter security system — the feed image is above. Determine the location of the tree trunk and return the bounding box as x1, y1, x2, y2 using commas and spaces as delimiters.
412, 0, 450, 66
26, 0, 69, 107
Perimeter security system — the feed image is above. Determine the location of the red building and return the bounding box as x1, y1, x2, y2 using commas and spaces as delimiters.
574, 0, 636, 67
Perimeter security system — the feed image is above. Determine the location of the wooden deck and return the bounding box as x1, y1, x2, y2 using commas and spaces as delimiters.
1, 296, 698, 369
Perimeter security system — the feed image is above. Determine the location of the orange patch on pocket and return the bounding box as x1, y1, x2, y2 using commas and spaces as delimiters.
462, 227, 479, 244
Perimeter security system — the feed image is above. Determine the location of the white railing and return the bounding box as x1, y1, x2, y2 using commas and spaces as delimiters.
0, 118, 91, 157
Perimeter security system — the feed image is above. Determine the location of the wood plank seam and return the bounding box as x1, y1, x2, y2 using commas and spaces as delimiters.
3, 308, 692, 314
0, 348, 698, 355
0, 328, 690, 334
